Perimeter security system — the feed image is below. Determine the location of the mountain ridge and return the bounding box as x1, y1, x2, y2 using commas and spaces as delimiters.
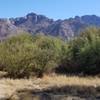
0, 12, 100, 40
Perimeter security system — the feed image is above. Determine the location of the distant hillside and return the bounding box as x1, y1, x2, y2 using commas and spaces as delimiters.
0, 13, 100, 40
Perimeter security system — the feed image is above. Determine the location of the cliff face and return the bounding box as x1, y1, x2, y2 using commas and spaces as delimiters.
0, 19, 23, 40
0, 13, 100, 40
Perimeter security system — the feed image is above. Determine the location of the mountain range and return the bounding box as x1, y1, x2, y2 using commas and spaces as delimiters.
0, 12, 100, 40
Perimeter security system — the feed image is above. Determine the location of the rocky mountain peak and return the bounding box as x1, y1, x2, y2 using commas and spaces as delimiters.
0, 13, 100, 40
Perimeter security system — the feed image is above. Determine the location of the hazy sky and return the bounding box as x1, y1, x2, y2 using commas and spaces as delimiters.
0, 0, 100, 19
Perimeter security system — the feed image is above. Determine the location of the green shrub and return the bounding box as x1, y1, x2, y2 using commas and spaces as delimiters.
0, 33, 35, 78
61, 27, 100, 75
2, 27, 100, 77
0, 34, 67, 78
79, 28, 100, 74
31, 35, 68, 77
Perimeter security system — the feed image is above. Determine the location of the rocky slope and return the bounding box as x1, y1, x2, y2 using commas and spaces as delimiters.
0, 13, 100, 40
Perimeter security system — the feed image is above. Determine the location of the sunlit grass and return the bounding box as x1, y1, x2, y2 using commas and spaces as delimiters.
0, 75, 100, 99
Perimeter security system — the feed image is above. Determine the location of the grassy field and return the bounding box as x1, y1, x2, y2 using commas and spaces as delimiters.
0, 74, 100, 99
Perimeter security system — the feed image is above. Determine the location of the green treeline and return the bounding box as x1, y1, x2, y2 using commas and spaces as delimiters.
0, 27, 100, 78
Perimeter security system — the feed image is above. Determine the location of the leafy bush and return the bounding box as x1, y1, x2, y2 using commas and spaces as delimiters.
0, 33, 35, 78
78, 28, 100, 74
31, 35, 68, 77
61, 27, 100, 75
0, 34, 67, 78
1, 27, 100, 77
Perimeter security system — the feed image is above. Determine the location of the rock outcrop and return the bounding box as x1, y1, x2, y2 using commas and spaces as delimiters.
0, 13, 100, 40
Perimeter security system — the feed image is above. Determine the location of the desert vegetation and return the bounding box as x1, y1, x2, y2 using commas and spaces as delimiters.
0, 27, 100, 78
0, 33, 67, 78
61, 27, 100, 75
0, 27, 100, 100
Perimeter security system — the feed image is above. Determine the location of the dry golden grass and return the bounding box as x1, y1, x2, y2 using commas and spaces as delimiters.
41, 75, 100, 87
0, 75, 100, 99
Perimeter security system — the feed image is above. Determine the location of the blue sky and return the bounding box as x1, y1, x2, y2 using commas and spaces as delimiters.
0, 0, 100, 19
